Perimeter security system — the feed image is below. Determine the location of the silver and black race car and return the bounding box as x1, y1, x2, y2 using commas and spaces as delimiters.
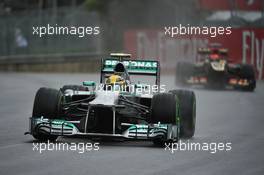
25, 53, 196, 146
176, 44, 256, 91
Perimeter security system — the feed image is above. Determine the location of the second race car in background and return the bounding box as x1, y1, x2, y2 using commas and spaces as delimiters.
176, 43, 256, 91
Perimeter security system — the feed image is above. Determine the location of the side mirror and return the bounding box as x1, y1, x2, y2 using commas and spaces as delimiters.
83, 81, 96, 87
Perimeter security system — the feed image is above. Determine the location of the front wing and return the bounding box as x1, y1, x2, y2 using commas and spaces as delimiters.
26, 117, 179, 141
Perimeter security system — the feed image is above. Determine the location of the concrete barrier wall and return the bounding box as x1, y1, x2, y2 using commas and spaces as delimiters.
0, 53, 104, 73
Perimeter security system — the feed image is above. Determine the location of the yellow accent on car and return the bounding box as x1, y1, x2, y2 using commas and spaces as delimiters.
106, 75, 125, 85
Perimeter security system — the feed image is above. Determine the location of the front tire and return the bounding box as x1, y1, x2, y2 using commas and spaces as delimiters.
32, 88, 62, 141
151, 93, 178, 146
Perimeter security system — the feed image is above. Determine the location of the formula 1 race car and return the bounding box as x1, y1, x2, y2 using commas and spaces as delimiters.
25, 53, 196, 146
176, 44, 256, 91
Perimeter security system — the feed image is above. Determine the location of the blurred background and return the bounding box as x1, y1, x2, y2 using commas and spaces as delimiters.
0, 0, 263, 79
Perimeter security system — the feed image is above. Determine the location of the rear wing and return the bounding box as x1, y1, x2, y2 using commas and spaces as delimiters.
198, 48, 228, 55
100, 58, 160, 85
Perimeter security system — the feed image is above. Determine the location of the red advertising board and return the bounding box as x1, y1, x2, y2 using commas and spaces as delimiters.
124, 28, 264, 79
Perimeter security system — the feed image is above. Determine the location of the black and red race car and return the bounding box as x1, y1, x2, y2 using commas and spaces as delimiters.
176, 43, 256, 91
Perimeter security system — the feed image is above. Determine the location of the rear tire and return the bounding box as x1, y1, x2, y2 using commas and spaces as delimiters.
169, 90, 196, 138
239, 64, 256, 92
176, 62, 193, 87
32, 88, 62, 141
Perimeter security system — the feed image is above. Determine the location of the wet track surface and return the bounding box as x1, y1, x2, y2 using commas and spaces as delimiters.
0, 73, 263, 175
